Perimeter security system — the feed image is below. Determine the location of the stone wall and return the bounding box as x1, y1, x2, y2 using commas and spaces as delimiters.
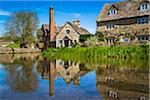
56, 23, 79, 47
96, 16, 149, 35
0, 41, 14, 47
0, 47, 40, 54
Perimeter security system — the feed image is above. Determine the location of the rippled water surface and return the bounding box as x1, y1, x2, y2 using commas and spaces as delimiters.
0, 54, 149, 100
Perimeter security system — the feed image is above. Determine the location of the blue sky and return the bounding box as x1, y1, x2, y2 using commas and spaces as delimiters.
0, 0, 122, 36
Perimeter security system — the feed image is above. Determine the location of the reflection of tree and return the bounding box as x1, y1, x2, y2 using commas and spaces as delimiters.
4, 56, 38, 92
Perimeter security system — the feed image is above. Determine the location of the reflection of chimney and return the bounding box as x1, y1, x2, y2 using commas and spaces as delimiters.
49, 60, 55, 96
49, 6, 55, 42
73, 20, 80, 27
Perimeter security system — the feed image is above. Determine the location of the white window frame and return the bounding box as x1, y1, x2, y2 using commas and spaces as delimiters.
109, 8, 117, 15
106, 24, 115, 30
140, 3, 149, 11
137, 17, 149, 24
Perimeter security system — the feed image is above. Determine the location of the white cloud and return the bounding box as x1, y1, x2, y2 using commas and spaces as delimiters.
71, 13, 81, 17
56, 11, 81, 18
0, 9, 11, 16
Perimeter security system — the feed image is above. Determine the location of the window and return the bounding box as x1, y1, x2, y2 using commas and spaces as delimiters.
138, 36, 149, 41
74, 40, 77, 43
137, 17, 149, 24
108, 8, 117, 15
106, 24, 115, 29
107, 91, 118, 98
139, 96, 146, 100
66, 30, 70, 34
140, 3, 149, 11
59, 40, 62, 44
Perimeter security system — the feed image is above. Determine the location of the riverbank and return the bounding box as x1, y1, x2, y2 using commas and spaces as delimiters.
42, 44, 149, 64
0, 47, 41, 54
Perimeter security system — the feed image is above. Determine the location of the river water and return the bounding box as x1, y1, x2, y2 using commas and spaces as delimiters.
0, 54, 149, 100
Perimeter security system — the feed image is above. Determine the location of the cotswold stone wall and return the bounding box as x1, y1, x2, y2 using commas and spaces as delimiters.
0, 41, 14, 47
56, 23, 79, 47
96, 16, 150, 35
0, 47, 40, 54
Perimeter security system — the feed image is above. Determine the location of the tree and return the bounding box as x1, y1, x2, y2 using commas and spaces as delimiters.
5, 11, 39, 48
85, 36, 99, 47
79, 34, 92, 42
36, 29, 43, 42
96, 31, 104, 41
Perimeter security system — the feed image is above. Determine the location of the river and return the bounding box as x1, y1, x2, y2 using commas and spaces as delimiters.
0, 54, 149, 100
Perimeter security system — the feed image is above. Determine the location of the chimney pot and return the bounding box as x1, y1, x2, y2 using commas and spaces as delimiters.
73, 20, 80, 27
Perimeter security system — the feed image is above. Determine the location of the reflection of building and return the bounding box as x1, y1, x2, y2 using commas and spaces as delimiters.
40, 58, 88, 96
56, 60, 81, 85
96, 65, 149, 100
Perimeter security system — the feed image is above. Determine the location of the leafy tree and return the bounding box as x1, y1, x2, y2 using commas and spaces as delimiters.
79, 34, 92, 42
85, 36, 99, 47
5, 11, 39, 48
36, 29, 43, 42
96, 31, 104, 41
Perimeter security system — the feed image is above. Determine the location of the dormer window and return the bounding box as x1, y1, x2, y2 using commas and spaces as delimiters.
108, 8, 117, 15
140, 3, 149, 11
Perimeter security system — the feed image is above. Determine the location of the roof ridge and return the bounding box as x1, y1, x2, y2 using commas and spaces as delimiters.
97, 0, 150, 22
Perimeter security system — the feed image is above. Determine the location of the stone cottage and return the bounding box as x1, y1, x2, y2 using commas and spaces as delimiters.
41, 7, 90, 48
96, 0, 150, 43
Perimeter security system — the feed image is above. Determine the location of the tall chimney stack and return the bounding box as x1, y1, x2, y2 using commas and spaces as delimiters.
49, 6, 55, 42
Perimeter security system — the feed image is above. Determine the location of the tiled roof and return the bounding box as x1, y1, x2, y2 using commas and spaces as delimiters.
96, 0, 150, 22
67, 22, 91, 35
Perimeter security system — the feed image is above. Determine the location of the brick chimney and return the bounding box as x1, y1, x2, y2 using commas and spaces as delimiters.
49, 7, 55, 42
73, 20, 80, 27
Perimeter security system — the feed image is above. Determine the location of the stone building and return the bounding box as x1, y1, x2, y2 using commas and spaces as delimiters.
96, 0, 150, 43
41, 7, 90, 48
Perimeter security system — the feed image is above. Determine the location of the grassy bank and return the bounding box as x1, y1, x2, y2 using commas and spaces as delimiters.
43, 44, 149, 63
43, 44, 148, 57
7, 43, 20, 48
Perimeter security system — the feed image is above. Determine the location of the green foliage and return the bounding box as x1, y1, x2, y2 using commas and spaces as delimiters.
4, 11, 39, 47
36, 29, 43, 42
7, 43, 20, 48
85, 36, 99, 47
95, 31, 105, 41
79, 35, 91, 42
43, 45, 149, 67
96, 31, 103, 37
0, 36, 14, 41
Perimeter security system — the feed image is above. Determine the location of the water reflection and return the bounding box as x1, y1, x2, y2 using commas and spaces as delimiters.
37, 57, 90, 96
1, 54, 39, 92
0, 54, 149, 100
96, 65, 149, 100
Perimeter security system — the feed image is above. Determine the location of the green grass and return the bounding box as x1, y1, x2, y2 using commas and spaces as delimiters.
42, 44, 149, 68
7, 43, 20, 48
